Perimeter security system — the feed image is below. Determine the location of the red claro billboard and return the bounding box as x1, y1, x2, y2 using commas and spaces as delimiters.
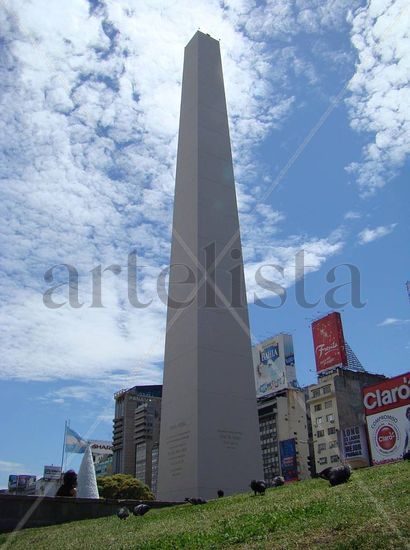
312, 312, 348, 374
363, 372, 410, 465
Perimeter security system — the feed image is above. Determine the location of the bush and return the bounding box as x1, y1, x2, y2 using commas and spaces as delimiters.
97, 474, 154, 500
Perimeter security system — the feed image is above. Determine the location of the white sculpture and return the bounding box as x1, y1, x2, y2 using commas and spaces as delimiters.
77, 444, 99, 499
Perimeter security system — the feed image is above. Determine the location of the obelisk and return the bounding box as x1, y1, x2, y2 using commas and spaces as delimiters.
157, 31, 263, 500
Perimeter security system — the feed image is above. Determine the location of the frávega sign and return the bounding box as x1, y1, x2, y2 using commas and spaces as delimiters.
363, 374, 410, 416
311, 312, 348, 374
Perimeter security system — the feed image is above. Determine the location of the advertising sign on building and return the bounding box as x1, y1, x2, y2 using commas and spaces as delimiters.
43, 465, 62, 480
89, 440, 113, 458
253, 333, 298, 398
338, 425, 370, 468
279, 438, 298, 482
8, 475, 18, 491
8, 474, 37, 492
312, 312, 348, 374
363, 372, 410, 465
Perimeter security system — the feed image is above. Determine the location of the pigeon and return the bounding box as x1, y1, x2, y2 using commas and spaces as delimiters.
272, 476, 285, 487
318, 465, 351, 487
133, 504, 151, 516
117, 507, 130, 520
250, 480, 266, 495
217, 489, 224, 498
184, 497, 207, 505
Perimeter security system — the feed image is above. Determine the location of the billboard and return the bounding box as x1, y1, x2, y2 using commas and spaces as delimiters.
279, 438, 298, 482
89, 440, 113, 457
8, 475, 18, 491
363, 373, 410, 465
253, 333, 298, 398
338, 425, 370, 467
43, 465, 62, 480
312, 312, 347, 374
9, 474, 36, 492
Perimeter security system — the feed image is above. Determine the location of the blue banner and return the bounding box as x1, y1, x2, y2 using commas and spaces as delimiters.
280, 438, 298, 482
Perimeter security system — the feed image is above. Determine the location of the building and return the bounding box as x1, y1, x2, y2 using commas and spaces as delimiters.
113, 385, 162, 492
35, 465, 62, 496
308, 311, 386, 471
7, 475, 37, 495
157, 31, 263, 500
303, 386, 317, 478
254, 333, 309, 483
134, 398, 161, 494
258, 388, 310, 484
35, 477, 60, 497
90, 440, 113, 478
307, 368, 385, 471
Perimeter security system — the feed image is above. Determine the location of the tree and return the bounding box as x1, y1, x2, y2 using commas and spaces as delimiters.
97, 474, 154, 500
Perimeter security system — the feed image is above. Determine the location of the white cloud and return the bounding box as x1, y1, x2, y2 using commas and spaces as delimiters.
346, 0, 410, 194
378, 318, 410, 326
0, 460, 25, 473
344, 210, 361, 220
0, 0, 350, 384
241, 0, 360, 39
244, 232, 344, 301
358, 223, 397, 244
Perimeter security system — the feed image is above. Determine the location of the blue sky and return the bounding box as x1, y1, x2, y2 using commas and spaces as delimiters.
0, 0, 409, 487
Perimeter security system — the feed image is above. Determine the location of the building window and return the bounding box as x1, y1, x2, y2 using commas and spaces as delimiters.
113, 449, 122, 473
325, 400, 332, 409
312, 389, 320, 398
115, 399, 125, 417
317, 430, 325, 438
135, 443, 147, 483
151, 446, 159, 495
314, 404, 322, 412
329, 440, 338, 449
328, 427, 336, 435
322, 385, 331, 394
318, 443, 326, 453
316, 417, 323, 426
330, 455, 339, 463
326, 414, 334, 423
318, 457, 328, 465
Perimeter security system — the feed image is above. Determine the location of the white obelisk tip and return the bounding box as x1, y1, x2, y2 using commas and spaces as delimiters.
77, 444, 99, 499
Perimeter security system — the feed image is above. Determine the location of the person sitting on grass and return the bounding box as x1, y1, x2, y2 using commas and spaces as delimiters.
55, 470, 77, 497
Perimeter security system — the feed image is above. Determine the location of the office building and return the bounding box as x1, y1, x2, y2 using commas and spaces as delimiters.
258, 388, 310, 484
113, 385, 162, 492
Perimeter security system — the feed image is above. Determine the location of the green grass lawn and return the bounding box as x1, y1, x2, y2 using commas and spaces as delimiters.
2, 462, 409, 550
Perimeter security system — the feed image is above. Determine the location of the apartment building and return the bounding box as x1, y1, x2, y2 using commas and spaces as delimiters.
307, 368, 385, 471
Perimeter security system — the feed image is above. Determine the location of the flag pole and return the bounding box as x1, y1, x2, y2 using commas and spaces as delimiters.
60, 420, 67, 476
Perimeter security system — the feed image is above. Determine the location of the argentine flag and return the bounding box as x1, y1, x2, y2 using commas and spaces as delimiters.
65, 427, 88, 453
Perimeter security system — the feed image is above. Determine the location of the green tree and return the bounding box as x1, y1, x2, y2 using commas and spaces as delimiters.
97, 474, 154, 500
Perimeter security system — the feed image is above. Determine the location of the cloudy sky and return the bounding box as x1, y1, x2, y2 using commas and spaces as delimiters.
0, 0, 409, 485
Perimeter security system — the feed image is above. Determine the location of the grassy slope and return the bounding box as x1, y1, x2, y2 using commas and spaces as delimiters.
2, 462, 409, 550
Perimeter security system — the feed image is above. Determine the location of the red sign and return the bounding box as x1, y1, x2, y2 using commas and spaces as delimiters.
376, 425, 397, 451
363, 372, 410, 415
312, 312, 347, 373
